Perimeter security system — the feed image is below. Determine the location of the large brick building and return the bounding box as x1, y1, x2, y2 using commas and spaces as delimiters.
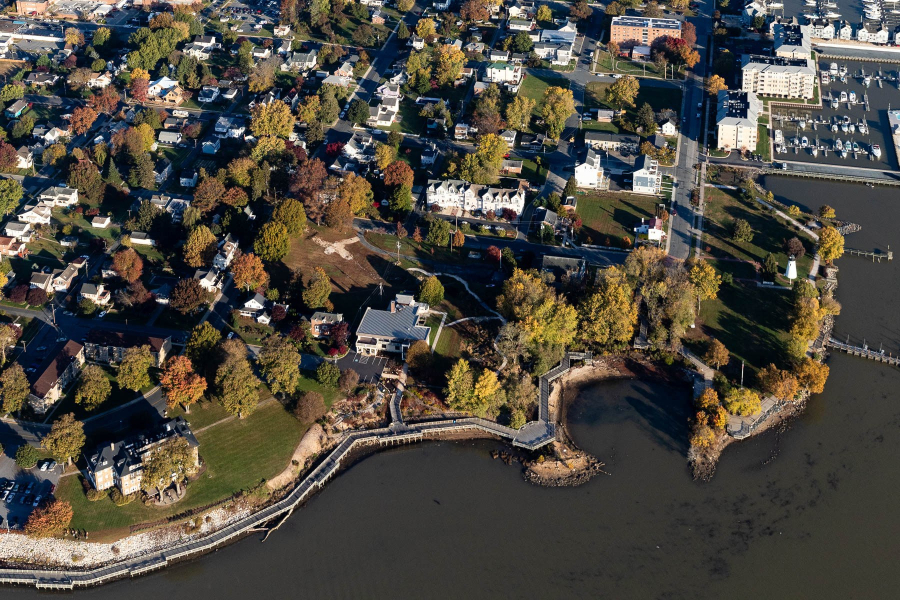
609, 16, 681, 47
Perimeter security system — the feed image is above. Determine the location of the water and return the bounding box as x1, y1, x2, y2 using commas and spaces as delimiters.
7, 178, 900, 598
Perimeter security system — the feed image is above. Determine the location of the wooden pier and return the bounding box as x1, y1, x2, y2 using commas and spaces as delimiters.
825, 337, 900, 366
843, 247, 893, 262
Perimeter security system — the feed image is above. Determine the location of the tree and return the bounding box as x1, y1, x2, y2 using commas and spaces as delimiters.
118, 345, 154, 392
1, 363, 29, 415
186, 322, 221, 373
570, 0, 593, 19
302, 267, 332, 309
42, 413, 85, 465
222, 187, 249, 209
325, 197, 353, 231
183, 225, 217, 268
74, 365, 111, 412
704, 339, 729, 369
248, 56, 279, 92
471, 369, 501, 416
757, 363, 799, 402
352, 23, 376, 46
682, 21, 697, 46
416, 18, 436, 39
418, 275, 444, 306
541, 86, 576, 139
390, 185, 413, 213
347, 98, 370, 126
254, 221, 290, 261
295, 391, 327, 422
796, 357, 829, 394
406, 340, 432, 372
731, 218, 753, 243
397, 21, 410, 40
536, 4, 552, 21
0, 83, 23, 102
486, 245, 502, 265
636, 102, 657, 134
338, 172, 373, 214
273, 197, 308, 236
689, 261, 721, 305
170, 278, 209, 314
784, 236, 805, 259
161, 355, 207, 412
505, 96, 535, 131
112, 248, 143, 283
215, 340, 261, 418
65, 27, 84, 46
818, 226, 844, 262
338, 369, 359, 394
316, 361, 340, 388
460, 0, 489, 21
763, 252, 779, 280
24, 499, 73, 538
193, 176, 226, 214
25, 287, 46, 307
426, 218, 451, 246
723, 387, 761, 416
453, 228, 465, 249
444, 358, 474, 410
67, 160, 105, 205
94, 26, 110, 46
251, 100, 295, 138
15, 444, 40, 468
231, 253, 269, 291
605, 75, 640, 109
11, 115, 34, 140
434, 44, 466, 86
819, 205, 836, 219
0, 178, 23, 216
384, 161, 414, 189
141, 437, 199, 493
70, 106, 98, 135
577, 267, 637, 348
563, 176, 577, 198
257, 335, 301, 395
375, 142, 396, 170
706, 74, 727, 95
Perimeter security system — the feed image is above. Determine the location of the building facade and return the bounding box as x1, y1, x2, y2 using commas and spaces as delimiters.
425, 180, 527, 215
741, 55, 816, 99
716, 90, 761, 152
610, 16, 682, 46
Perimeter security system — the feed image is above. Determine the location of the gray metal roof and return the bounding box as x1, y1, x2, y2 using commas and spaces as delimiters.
356, 305, 429, 342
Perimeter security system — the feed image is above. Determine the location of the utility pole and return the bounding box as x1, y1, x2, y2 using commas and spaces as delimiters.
740, 361, 745, 389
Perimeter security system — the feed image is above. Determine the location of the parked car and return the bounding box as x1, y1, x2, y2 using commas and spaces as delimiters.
32, 495, 41, 507
98, 311, 107, 318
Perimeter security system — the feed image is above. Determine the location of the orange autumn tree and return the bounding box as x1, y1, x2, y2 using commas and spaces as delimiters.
160, 356, 207, 413
25, 499, 73, 538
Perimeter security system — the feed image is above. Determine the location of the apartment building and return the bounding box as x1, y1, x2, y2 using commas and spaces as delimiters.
425, 179, 527, 215
741, 55, 816, 99
716, 90, 761, 152
609, 16, 681, 46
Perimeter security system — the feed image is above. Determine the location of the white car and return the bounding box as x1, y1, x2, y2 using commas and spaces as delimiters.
98, 311, 107, 318
611, 74, 622, 79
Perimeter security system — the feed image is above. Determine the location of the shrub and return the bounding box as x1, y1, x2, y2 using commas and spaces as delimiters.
86, 488, 108, 502
316, 362, 340, 388
26, 287, 47, 306
110, 488, 134, 506
15, 444, 39, 468
294, 391, 327, 422
339, 368, 359, 393
8, 284, 27, 303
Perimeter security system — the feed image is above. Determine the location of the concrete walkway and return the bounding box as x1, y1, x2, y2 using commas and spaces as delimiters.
407, 268, 506, 322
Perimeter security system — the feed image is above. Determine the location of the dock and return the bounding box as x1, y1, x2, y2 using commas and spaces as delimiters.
844, 247, 893, 262
825, 337, 900, 366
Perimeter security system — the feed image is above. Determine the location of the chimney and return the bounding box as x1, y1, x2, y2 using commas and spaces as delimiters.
390, 301, 396, 313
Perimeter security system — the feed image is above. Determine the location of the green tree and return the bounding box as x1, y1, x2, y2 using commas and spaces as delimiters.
93, 26, 110, 46
117, 345, 154, 392
763, 252, 779, 280
15, 444, 39, 468
505, 95, 535, 131
140, 437, 198, 493
186, 322, 221, 375
540, 86, 576, 139
426, 218, 451, 246
183, 225, 218, 268
273, 197, 308, 236
444, 358, 474, 410
316, 361, 340, 387
397, 21, 410, 40
215, 340, 261, 418
389, 184, 413, 213
75, 365, 111, 411
257, 335, 301, 395
0, 84, 23, 102
347, 98, 370, 125
731, 218, 753, 243
254, 221, 290, 261
418, 275, 444, 306
42, 413, 86, 465
0, 178, 23, 216
563, 176, 577, 198
604, 75, 640, 109
636, 102, 657, 134
302, 267, 332, 309
1, 363, 29, 415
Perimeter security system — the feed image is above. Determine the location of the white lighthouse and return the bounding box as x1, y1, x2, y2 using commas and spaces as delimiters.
785, 255, 798, 281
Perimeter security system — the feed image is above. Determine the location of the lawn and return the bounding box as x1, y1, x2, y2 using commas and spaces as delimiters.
56, 400, 305, 541
53, 209, 120, 241
131, 244, 166, 265
47, 365, 154, 422
518, 71, 569, 116
519, 158, 549, 185
379, 98, 427, 134
585, 81, 683, 118
296, 371, 342, 407
758, 124, 771, 162
594, 54, 668, 78
576, 192, 663, 246
701, 187, 815, 278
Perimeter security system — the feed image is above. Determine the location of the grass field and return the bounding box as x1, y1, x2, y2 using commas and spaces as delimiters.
585, 81, 683, 122
701, 187, 815, 278
518, 72, 569, 116
57, 400, 305, 540
576, 192, 662, 245
758, 124, 771, 162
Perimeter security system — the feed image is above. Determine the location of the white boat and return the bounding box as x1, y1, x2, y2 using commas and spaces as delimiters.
839, 90, 848, 102
768, 1, 783, 6
801, 136, 809, 148
852, 141, 860, 153
831, 122, 838, 131
825, 11, 841, 17
811, 145, 818, 156
841, 122, 849, 133
799, 119, 807, 130
873, 144, 882, 157
859, 120, 869, 134
829, 63, 839, 74
891, 9, 900, 12
844, 140, 852, 152
839, 65, 848, 76
831, 97, 839, 109
864, 76, 871, 87
849, 91, 857, 102
804, 0, 816, 5
822, 72, 831, 84
835, 137, 842, 150
849, 123, 856, 133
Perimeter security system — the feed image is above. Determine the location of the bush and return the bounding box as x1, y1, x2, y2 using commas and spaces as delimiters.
86, 488, 108, 502
339, 368, 359, 393
110, 488, 135, 506
316, 362, 340, 388
79, 297, 98, 315
26, 287, 48, 307
294, 391, 327, 422
15, 444, 39, 468
8, 284, 27, 303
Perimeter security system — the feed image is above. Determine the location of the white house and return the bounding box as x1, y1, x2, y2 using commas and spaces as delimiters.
183, 43, 211, 60
425, 179, 527, 214
18, 204, 51, 225
129, 232, 155, 246
202, 138, 221, 154
659, 119, 677, 136
632, 155, 662, 195
87, 72, 112, 89
4, 221, 31, 241
574, 149, 605, 189
485, 62, 523, 91
16, 147, 33, 169
633, 216, 666, 242
79, 282, 111, 306
91, 216, 111, 229
213, 233, 238, 270
180, 170, 199, 188
194, 268, 224, 292
39, 186, 78, 206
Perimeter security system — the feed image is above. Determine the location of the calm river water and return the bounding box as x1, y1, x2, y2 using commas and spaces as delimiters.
8, 178, 900, 598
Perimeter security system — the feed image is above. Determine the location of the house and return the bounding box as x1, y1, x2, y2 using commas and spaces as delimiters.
508, 17, 535, 31
574, 149, 606, 189
584, 131, 640, 152
500, 159, 523, 175
507, 0, 535, 19
631, 45, 651, 61
342, 131, 376, 162
213, 233, 238, 270
377, 83, 401, 99
27, 341, 84, 415
282, 50, 317, 72
534, 207, 558, 231
0, 236, 25, 256
410, 35, 425, 50
154, 158, 172, 184
500, 129, 517, 146
539, 255, 586, 283
215, 116, 246, 138
837, 21, 853, 41
60, 236, 78, 249
421, 143, 439, 166
5, 99, 29, 119
84, 418, 198, 495
274, 25, 291, 36
355, 296, 430, 356
15, 146, 32, 169
485, 62, 523, 91
29, 271, 52, 291
5, 221, 31, 242
202, 138, 221, 154
311, 312, 344, 338
659, 119, 677, 136
367, 96, 401, 127
91, 216, 111, 229
79, 282, 111, 305
455, 123, 472, 140
371, 8, 385, 24
634, 216, 666, 242
84, 330, 171, 367
335, 58, 358, 78
39, 186, 78, 206
716, 90, 761, 152
193, 35, 220, 48
425, 179, 527, 214
252, 46, 272, 60
129, 232, 156, 246
147, 76, 185, 106
158, 131, 183, 146
809, 18, 834, 40
52, 264, 79, 292
183, 43, 211, 60
239, 293, 267, 320
359, 0, 383, 5
632, 154, 662, 195
194, 268, 223, 292
25, 72, 58, 86
18, 204, 52, 225
180, 170, 199, 188
198, 86, 220, 103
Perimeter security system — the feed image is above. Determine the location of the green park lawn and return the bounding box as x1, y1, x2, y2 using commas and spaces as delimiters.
585, 80, 683, 121
576, 192, 663, 246
518, 72, 569, 116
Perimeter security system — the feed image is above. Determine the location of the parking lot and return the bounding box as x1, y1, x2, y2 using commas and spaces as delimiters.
219, 0, 279, 35
0, 454, 61, 530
